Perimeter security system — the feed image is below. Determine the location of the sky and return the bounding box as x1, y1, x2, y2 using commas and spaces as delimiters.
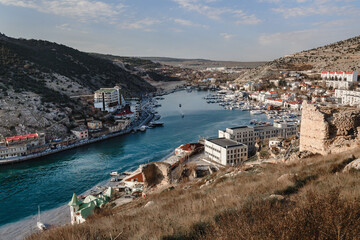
0, 0, 360, 61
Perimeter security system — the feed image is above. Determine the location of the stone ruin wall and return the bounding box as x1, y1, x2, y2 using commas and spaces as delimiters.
300, 101, 360, 155
142, 162, 171, 188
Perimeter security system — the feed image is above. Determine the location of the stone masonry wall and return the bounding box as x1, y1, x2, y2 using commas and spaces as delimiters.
300, 101, 360, 155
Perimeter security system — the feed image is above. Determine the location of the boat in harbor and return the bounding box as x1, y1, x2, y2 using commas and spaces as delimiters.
110, 171, 119, 176
36, 206, 47, 231
149, 122, 164, 127
139, 126, 147, 132
250, 110, 263, 115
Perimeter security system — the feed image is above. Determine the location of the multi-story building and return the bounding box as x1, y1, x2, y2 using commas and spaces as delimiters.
322, 71, 358, 90
204, 138, 247, 166
335, 89, 360, 106
265, 98, 283, 107
87, 120, 103, 130
94, 86, 124, 112
0, 133, 46, 158
218, 123, 298, 151
4, 133, 45, 147
71, 128, 89, 140
0, 145, 27, 159
284, 101, 302, 110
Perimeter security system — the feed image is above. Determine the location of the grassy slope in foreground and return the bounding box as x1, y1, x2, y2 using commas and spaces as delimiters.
27, 149, 360, 240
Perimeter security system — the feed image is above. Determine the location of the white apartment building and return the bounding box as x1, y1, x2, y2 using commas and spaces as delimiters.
94, 86, 124, 112
218, 123, 298, 151
335, 89, 360, 106
265, 98, 283, 107
321, 71, 358, 90
284, 101, 302, 110
204, 138, 248, 166
249, 91, 278, 102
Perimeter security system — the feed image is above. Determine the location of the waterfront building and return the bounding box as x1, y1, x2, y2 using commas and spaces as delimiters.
68, 187, 113, 225
4, 133, 45, 147
87, 120, 103, 130
321, 71, 358, 90
71, 128, 89, 140
284, 101, 302, 110
335, 89, 360, 106
204, 138, 248, 166
244, 82, 260, 91
0, 133, 46, 159
265, 98, 283, 107
94, 86, 124, 112
218, 123, 298, 151
0, 145, 27, 159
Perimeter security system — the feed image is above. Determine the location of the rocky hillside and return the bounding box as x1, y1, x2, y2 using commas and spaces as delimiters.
27, 149, 360, 240
236, 35, 360, 82
0, 33, 156, 139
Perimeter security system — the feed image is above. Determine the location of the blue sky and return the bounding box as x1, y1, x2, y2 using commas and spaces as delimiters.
0, 0, 360, 61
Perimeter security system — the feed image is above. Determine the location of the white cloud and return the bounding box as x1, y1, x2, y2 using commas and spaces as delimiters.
220, 33, 234, 39
258, 0, 282, 3
272, 0, 359, 18
234, 10, 262, 25
173, 0, 262, 24
258, 27, 359, 56
120, 18, 161, 32
56, 23, 72, 31
0, 0, 124, 22
173, 18, 208, 28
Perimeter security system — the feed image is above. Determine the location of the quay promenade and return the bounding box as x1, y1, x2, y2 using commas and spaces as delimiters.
0, 111, 154, 166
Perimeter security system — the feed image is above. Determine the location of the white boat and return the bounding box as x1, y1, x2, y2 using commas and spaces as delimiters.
110, 171, 119, 176
37, 206, 47, 231
139, 126, 146, 132
250, 110, 263, 115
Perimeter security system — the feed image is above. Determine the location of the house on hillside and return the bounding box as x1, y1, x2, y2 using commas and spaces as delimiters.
68, 187, 113, 225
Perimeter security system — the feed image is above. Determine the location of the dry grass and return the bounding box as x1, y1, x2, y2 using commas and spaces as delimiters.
27, 149, 360, 240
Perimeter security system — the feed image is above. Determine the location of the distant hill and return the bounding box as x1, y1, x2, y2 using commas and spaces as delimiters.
236, 35, 360, 82
141, 57, 211, 62
0, 33, 156, 138
140, 56, 267, 69
0, 34, 156, 99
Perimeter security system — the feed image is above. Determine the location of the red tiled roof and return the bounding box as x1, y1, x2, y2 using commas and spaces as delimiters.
116, 109, 133, 116
125, 172, 144, 183
179, 143, 203, 151
287, 101, 302, 105
6, 133, 38, 142
267, 98, 283, 102
321, 71, 354, 74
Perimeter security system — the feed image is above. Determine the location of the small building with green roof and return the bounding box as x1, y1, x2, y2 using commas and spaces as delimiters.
68, 188, 114, 225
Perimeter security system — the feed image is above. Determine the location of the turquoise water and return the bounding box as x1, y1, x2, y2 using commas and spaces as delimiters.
0, 90, 268, 226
